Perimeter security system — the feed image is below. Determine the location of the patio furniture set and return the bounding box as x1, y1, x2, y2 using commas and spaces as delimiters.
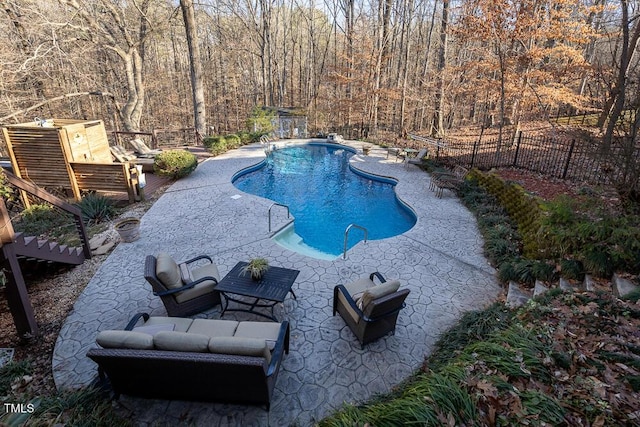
87, 253, 410, 409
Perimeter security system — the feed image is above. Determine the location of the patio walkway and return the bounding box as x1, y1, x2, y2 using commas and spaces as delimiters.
52, 139, 501, 426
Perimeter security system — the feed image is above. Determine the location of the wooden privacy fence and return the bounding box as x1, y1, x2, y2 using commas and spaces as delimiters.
2, 119, 142, 203
427, 132, 640, 186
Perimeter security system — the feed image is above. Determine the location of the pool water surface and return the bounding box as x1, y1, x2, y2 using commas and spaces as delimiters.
232, 143, 416, 258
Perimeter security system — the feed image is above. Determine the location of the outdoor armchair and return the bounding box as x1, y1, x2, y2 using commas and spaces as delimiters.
144, 252, 221, 317
333, 272, 410, 348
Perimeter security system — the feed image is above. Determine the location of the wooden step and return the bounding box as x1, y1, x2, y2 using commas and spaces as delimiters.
12, 234, 86, 266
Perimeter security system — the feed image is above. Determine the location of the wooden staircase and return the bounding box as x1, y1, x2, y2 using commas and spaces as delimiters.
1, 171, 91, 338
13, 233, 86, 266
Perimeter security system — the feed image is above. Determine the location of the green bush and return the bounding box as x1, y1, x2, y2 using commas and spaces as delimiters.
203, 135, 227, 155
153, 150, 198, 179
539, 196, 640, 277
15, 204, 73, 238
0, 170, 13, 200
76, 193, 116, 225
470, 170, 544, 258
235, 130, 266, 145
559, 258, 585, 281
224, 134, 241, 149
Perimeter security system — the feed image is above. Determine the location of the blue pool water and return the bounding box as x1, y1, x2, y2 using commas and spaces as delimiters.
232, 143, 416, 258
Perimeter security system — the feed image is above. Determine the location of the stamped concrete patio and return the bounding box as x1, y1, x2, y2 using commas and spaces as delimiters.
53, 139, 501, 426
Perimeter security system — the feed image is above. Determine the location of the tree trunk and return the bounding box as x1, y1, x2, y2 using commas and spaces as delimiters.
180, 0, 207, 140
432, 0, 448, 138
601, 0, 640, 150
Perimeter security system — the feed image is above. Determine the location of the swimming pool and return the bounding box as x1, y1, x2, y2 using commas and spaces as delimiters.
232, 143, 416, 259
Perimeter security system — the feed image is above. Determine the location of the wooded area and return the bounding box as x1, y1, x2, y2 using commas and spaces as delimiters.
0, 0, 638, 145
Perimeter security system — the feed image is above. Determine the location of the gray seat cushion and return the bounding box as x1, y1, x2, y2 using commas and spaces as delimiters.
234, 321, 282, 350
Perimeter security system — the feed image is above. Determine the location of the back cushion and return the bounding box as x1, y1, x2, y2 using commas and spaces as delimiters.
154, 331, 210, 352
96, 330, 154, 350
209, 336, 271, 364
360, 280, 401, 311
156, 252, 182, 289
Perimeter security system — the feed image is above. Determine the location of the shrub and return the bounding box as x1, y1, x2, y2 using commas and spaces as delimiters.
470, 171, 544, 258
539, 196, 640, 277
15, 204, 73, 238
76, 193, 116, 224
153, 150, 198, 179
237, 131, 253, 144
0, 170, 13, 200
559, 258, 585, 281
224, 134, 242, 149
203, 135, 227, 155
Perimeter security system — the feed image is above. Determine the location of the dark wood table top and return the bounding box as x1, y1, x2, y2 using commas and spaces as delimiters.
215, 261, 300, 303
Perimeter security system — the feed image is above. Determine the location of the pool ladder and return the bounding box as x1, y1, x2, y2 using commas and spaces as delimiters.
343, 224, 368, 259
268, 203, 290, 232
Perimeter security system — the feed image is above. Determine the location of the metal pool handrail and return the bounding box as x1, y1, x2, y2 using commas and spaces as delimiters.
343, 224, 368, 259
268, 203, 290, 232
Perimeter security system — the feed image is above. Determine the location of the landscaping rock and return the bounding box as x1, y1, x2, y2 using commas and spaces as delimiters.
559, 277, 574, 292
612, 273, 638, 298
533, 280, 549, 297
92, 241, 116, 256
507, 281, 531, 307
583, 275, 596, 292
89, 235, 108, 251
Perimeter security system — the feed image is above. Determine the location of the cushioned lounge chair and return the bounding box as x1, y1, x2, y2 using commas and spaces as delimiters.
405, 147, 428, 167
333, 272, 410, 348
110, 145, 155, 172
129, 138, 162, 157
144, 252, 221, 317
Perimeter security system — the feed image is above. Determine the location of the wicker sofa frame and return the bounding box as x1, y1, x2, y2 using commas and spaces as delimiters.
87, 313, 290, 410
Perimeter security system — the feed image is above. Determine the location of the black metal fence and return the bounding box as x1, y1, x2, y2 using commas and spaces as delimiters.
427, 132, 640, 187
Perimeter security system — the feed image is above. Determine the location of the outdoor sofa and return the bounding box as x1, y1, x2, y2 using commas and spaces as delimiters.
86, 313, 290, 409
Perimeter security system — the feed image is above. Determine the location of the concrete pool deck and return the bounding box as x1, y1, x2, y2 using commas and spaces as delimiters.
53, 139, 501, 425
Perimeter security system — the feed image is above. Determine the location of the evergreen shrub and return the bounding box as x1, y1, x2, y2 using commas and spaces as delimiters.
203, 135, 227, 155
16, 204, 73, 238
153, 150, 198, 179
469, 170, 544, 258
224, 134, 241, 149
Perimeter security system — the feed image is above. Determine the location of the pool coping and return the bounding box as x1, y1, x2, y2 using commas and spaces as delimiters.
234, 141, 418, 260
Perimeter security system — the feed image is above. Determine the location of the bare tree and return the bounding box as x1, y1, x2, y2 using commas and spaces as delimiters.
432, 0, 448, 138
57, 0, 170, 131
599, 0, 640, 150
180, 0, 207, 139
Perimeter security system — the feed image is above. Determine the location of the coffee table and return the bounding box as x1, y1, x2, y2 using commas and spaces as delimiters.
215, 261, 299, 321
